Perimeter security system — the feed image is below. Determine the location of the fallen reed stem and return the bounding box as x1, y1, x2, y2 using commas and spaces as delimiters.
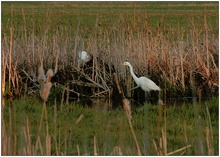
166, 144, 191, 155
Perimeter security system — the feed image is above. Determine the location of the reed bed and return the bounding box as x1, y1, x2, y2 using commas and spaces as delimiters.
1, 2, 218, 101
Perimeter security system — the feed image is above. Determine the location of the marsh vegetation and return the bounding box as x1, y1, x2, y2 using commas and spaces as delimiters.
2, 1, 218, 100
2, 96, 219, 155
1, 1, 219, 155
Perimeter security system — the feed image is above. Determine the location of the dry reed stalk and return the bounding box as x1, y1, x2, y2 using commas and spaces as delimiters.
9, 51, 22, 95
77, 144, 80, 156
2, 116, 11, 156
21, 7, 27, 46
59, 120, 69, 156
152, 139, 160, 156
204, 14, 210, 79
31, 21, 35, 64
153, 138, 164, 156
183, 120, 189, 146
57, 128, 61, 155
110, 146, 123, 156
90, 89, 110, 97
73, 17, 80, 66
166, 144, 191, 156
8, 27, 13, 97
65, 82, 69, 105
123, 99, 141, 155
54, 54, 59, 75
163, 99, 167, 155
161, 127, 167, 155
2, 52, 6, 96
9, 107, 12, 146
180, 45, 185, 91
43, 101, 51, 155
113, 72, 140, 155
46, 134, 51, 156
53, 102, 59, 155
157, 102, 162, 140
113, 73, 125, 98
60, 86, 65, 111
74, 114, 84, 126
193, 102, 205, 155
11, 110, 17, 155
205, 107, 214, 155
94, 136, 98, 156
35, 136, 43, 155
34, 103, 45, 155
154, 124, 192, 156
123, 99, 132, 120
26, 116, 32, 155
206, 127, 212, 155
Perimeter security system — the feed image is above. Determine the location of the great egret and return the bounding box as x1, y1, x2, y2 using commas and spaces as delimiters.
122, 62, 161, 92
78, 50, 91, 63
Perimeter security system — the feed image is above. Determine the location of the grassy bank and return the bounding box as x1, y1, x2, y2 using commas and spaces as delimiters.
2, 96, 218, 155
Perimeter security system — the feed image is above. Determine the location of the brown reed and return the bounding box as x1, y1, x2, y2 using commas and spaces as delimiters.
40, 82, 52, 102
2, 8, 218, 99
153, 103, 192, 156
46, 69, 53, 83
113, 72, 141, 155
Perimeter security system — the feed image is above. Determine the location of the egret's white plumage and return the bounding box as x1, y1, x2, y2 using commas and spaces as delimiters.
123, 62, 161, 92
78, 50, 91, 63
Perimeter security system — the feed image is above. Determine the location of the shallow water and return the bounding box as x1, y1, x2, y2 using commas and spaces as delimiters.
59, 96, 202, 111
2, 95, 206, 111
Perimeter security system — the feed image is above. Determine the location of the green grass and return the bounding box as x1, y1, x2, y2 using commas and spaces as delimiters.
2, 97, 218, 155
2, 1, 218, 34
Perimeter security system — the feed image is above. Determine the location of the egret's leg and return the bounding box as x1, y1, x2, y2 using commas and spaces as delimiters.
128, 86, 139, 92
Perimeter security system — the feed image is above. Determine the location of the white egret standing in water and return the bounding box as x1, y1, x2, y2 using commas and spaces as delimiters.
122, 62, 161, 92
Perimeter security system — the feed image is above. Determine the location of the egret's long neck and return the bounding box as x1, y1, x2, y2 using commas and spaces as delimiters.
128, 64, 139, 85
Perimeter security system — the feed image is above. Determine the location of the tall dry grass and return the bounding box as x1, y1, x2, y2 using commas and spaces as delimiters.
1, 6, 218, 100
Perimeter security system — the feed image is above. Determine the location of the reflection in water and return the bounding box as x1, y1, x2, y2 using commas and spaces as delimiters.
76, 98, 124, 111
2, 95, 199, 111
68, 96, 198, 111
